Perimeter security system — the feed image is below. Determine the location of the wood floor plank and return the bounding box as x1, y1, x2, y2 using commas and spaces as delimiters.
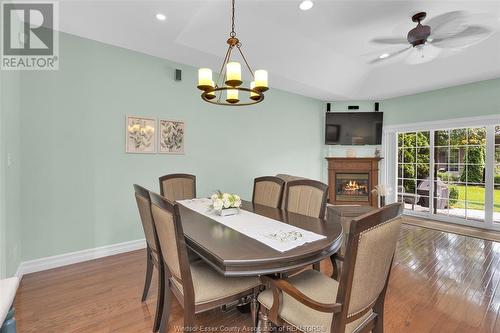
14, 224, 500, 333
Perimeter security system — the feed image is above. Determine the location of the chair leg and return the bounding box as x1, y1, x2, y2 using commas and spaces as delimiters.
331, 254, 339, 280
183, 308, 196, 332
159, 274, 173, 333
258, 309, 272, 333
153, 265, 165, 332
142, 246, 154, 302
250, 288, 260, 328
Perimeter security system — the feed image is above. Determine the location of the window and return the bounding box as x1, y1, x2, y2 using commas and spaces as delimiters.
393, 122, 498, 228
433, 127, 486, 221
397, 131, 430, 213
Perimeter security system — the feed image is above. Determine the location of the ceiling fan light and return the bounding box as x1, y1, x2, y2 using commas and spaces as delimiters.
379, 53, 390, 59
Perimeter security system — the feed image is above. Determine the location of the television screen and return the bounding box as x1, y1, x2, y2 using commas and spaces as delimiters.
325, 112, 383, 145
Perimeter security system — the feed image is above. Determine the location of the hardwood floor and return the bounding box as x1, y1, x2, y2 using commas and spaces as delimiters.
14, 224, 500, 332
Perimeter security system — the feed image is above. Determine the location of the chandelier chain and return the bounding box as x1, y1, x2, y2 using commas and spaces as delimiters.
230, 0, 236, 37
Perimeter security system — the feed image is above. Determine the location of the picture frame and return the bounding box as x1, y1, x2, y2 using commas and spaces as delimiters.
125, 116, 157, 153
158, 119, 185, 154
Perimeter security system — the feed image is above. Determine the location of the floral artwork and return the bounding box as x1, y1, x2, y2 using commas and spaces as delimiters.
159, 119, 185, 154
126, 116, 156, 153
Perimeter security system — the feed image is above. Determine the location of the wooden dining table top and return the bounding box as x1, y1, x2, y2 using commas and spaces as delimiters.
178, 200, 343, 277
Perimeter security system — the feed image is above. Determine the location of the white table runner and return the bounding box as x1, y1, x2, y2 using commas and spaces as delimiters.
178, 198, 326, 252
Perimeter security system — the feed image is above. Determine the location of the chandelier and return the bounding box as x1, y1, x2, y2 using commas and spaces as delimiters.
197, 0, 268, 106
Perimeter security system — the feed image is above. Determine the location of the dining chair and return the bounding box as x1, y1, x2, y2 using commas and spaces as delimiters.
149, 191, 261, 332
133, 184, 163, 332
159, 173, 196, 201
257, 203, 403, 333
252, 176, 286, 209
327, 205, 377, 279
284, 179, 329, 220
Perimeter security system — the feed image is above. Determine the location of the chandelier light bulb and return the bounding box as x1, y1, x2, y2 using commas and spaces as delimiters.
197, 68, 213, 91
225, 62, 242, 87
250, 82, 260, 101
254, 70, 268, 92
226, 89, 239, 104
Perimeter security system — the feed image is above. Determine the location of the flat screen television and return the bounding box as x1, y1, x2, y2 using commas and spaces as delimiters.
325, 112, 383, 145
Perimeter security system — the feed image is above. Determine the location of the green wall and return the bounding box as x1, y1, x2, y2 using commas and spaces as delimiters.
0, 70, 22, 278
382, 78, 500, 125
15, 33, 324, 263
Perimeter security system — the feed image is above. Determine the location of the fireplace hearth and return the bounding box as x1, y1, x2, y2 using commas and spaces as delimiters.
326, 157, 382, 207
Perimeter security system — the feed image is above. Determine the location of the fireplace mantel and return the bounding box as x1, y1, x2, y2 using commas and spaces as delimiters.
326, 157, 382, 207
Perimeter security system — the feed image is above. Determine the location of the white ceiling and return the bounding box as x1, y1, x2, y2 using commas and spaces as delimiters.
57, 0, 500, 101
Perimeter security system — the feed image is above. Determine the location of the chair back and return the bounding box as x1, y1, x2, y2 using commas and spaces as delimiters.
252, 176, 285, 208
333, 203, 403, 331
149, 192, 191, 286
284, 179, 328, 219
133, 184, 159, 253
159, 173, 196, 202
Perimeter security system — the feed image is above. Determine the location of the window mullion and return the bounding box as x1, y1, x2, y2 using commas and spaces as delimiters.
429, 130, 435, 218
485, 125, 495, 225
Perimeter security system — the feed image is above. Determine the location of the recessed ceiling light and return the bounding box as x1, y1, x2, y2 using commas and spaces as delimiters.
379, 53, 390, 59
299, 0, 314, 11
156, 13, 166, 21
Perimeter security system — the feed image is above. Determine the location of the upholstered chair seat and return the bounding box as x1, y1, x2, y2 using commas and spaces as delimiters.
172, 260, 260, 305
258, 270, 372, 333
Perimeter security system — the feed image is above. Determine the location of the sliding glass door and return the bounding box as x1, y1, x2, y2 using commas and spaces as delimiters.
393, 121, 499, 229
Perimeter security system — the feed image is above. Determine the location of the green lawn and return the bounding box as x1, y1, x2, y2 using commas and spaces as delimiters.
451, 185, 500, 211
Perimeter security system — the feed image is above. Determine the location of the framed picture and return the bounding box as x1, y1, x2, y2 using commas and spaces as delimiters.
159, 119, 185, 154
126, 116, 156, 153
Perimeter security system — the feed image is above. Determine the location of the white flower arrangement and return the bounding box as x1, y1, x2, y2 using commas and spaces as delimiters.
371, 184, 392, 196
210, 190, 242, 216
371, 184, 392, 207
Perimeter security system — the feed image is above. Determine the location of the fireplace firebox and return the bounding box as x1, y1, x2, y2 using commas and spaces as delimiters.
326, 157, 382, 207
335, 173, 370, 202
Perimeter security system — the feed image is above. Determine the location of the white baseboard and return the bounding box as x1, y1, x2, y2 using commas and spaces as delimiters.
15, 238, 146, 279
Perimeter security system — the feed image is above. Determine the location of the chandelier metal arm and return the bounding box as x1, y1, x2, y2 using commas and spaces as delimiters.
236, 44, 255, 79
216, 45, 233, 88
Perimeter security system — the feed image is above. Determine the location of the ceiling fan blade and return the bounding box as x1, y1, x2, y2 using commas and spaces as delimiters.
427, 11, 468, 39
368, 47, 411, 64
370, 37, 408, 45
431, 25, 493, 49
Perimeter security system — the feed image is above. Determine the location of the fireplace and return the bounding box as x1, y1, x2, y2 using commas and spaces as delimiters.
326, 157, 382, 207
335, 173, 370, 202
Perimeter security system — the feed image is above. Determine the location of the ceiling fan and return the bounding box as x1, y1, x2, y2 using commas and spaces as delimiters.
369, 11, 497, 65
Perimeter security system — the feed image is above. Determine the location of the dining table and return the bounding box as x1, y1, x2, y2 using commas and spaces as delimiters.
178, 200, 343, 277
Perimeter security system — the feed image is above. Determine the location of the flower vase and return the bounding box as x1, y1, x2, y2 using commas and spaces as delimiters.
217, 207, 240, 216
379, 195, 386, 208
